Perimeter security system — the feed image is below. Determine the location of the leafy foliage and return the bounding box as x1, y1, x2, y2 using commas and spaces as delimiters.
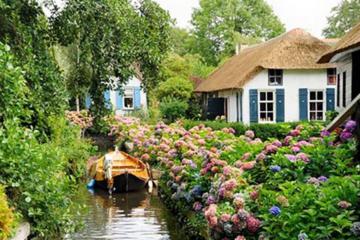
191, 0, 285, 65
0, 1, 67, 136
157, 77, 194, 101
323, 0, 360, 38
159, 97, 189, 122
49, 0, 172, 125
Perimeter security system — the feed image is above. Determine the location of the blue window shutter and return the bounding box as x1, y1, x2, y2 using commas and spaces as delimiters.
276, 89, 285, 122
116, 91, 123, 110
134, 87, 141, 109
326, 88, 335, 111
249, 89, 258, 123
85, 95, 91, 109
104, 90, 111, 109
299, 88, 308, 120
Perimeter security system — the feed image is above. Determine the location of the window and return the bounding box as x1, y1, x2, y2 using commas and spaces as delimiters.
309, 90, 324, 121
123, 88, 134, 109
259, 91, 275, 123
268, 69, 283, 86
342, 72, 346, 107
327, 68, 336, 85
337, 73, 340, 107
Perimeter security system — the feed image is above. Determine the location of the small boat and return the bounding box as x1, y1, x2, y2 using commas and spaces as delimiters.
87, 148, 150, 193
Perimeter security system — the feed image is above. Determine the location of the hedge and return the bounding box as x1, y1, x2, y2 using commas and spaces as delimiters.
182, 119, 322, 140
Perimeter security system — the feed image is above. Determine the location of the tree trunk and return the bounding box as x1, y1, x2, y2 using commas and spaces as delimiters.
76, 95, 80, 113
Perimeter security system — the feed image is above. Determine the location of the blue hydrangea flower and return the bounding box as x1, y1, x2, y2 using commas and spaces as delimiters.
270, 165, 281, 172
318, 176, 328, 182
269, 206, 281, 216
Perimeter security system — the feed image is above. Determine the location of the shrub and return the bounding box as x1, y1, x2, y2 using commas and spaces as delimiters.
160, 97, 189, 122
0, 118, 95, 237
157, 77, 193, 101
0, 185, 15, 240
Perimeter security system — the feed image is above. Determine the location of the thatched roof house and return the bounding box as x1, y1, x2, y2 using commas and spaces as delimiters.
318, 22, 360, 111
196, 29, 337, 124
196, 29, 334, 92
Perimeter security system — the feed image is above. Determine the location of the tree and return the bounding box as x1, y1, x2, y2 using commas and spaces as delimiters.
49, 0, 172, 124
191, 0, 285, 65
0, 0, 67, 136
323, 0, 360, 38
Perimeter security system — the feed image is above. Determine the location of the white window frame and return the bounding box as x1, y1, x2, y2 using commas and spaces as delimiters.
258, 90, 276, 123
308, 89, 325, 121
268, 69, 283, 86
123, 88, 134, 110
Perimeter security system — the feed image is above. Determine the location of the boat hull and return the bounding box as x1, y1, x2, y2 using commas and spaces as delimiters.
95, 174, 147, 193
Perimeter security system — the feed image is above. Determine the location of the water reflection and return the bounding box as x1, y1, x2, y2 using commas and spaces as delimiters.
66, 188, 189, 240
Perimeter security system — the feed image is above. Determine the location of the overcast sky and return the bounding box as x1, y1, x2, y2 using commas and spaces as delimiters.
153, 0, 343, 38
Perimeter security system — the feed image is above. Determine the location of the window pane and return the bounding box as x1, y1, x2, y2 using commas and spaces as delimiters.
268, 103, 273, 111
268, 113, 274, 121
317, 91, 323, 100
317, 102, 323, 111
275, 70, 282, 76
260, 103, 266, 111
310, 102, 316, 111
260, 112, 266, 120
310, 112, 316, 120
317, 112, 323, 120
269, 69, 275, 76
310, 91, 316, 100
267, 92, 273, 100
124, 98, 133, 108
260, 92, 266, 101
275, 77, 282, 85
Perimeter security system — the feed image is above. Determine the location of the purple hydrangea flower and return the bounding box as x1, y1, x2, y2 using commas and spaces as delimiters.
285, 154, 297, 162
269, 206, 281, 216
345, 120, 357, 132
318, 176, 328, 182
320, 130, 330, 137
270, 165, 281, 172
340, 131, 353, 141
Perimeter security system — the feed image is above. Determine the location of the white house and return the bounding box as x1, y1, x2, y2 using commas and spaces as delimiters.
318, 22, 360, 110
195, 29, 337, 124
85, 76, 147, 115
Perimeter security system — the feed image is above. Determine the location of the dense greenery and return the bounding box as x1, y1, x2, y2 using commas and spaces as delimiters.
49, 0, 172, 126
191, 0, 285, 65
323, 0, 360, 38
0, 0, 67, 137
182, 119, 303, 140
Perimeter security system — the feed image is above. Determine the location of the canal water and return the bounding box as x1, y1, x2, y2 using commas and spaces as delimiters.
66, 188, 190, 240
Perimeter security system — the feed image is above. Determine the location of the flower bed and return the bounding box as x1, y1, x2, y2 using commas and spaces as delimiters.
108, 116, 360, 240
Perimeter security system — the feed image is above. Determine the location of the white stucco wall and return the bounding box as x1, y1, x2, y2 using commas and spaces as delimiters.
336, 56, 353, 112
218, 69, 335, 124
109, 77, 147, 116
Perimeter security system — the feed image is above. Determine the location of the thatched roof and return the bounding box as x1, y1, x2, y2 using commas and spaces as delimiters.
319, 22, 360, 63
190, 76, 205, 89
195, 28, 335, 93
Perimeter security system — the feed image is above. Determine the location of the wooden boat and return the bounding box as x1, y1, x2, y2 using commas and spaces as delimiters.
87, 149, 150, 193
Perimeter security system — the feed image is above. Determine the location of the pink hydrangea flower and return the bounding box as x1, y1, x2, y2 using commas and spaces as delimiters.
291, 146, 301, 153
245, 130, 255, 139
290, 129, 301, 137
220, 213, 231, 222
296, 153, 310, 163
265, 144, 278, 154
246, 215, 261, 233
272, 140, 282, 147
242, 152, 251, 161
241, 161, 256, 170
256, 152, 266, 161
235, 236, 246, 240
338, 201, 352, 209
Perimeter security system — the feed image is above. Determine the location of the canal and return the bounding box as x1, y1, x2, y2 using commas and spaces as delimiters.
66, 187, 190, 240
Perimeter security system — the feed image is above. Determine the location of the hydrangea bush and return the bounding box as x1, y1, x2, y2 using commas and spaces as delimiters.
108, 117, 360, 240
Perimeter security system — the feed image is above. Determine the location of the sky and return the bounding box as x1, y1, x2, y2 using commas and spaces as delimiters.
153, 0, 343, 38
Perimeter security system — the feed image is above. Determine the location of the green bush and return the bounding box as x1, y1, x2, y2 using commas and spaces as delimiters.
182, 119, 305, 140
0, 185, 15, 240
160, 97, 189, 122
157, 76, 193, 101
0, 119, 95, 238
256, 176, 360, 239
